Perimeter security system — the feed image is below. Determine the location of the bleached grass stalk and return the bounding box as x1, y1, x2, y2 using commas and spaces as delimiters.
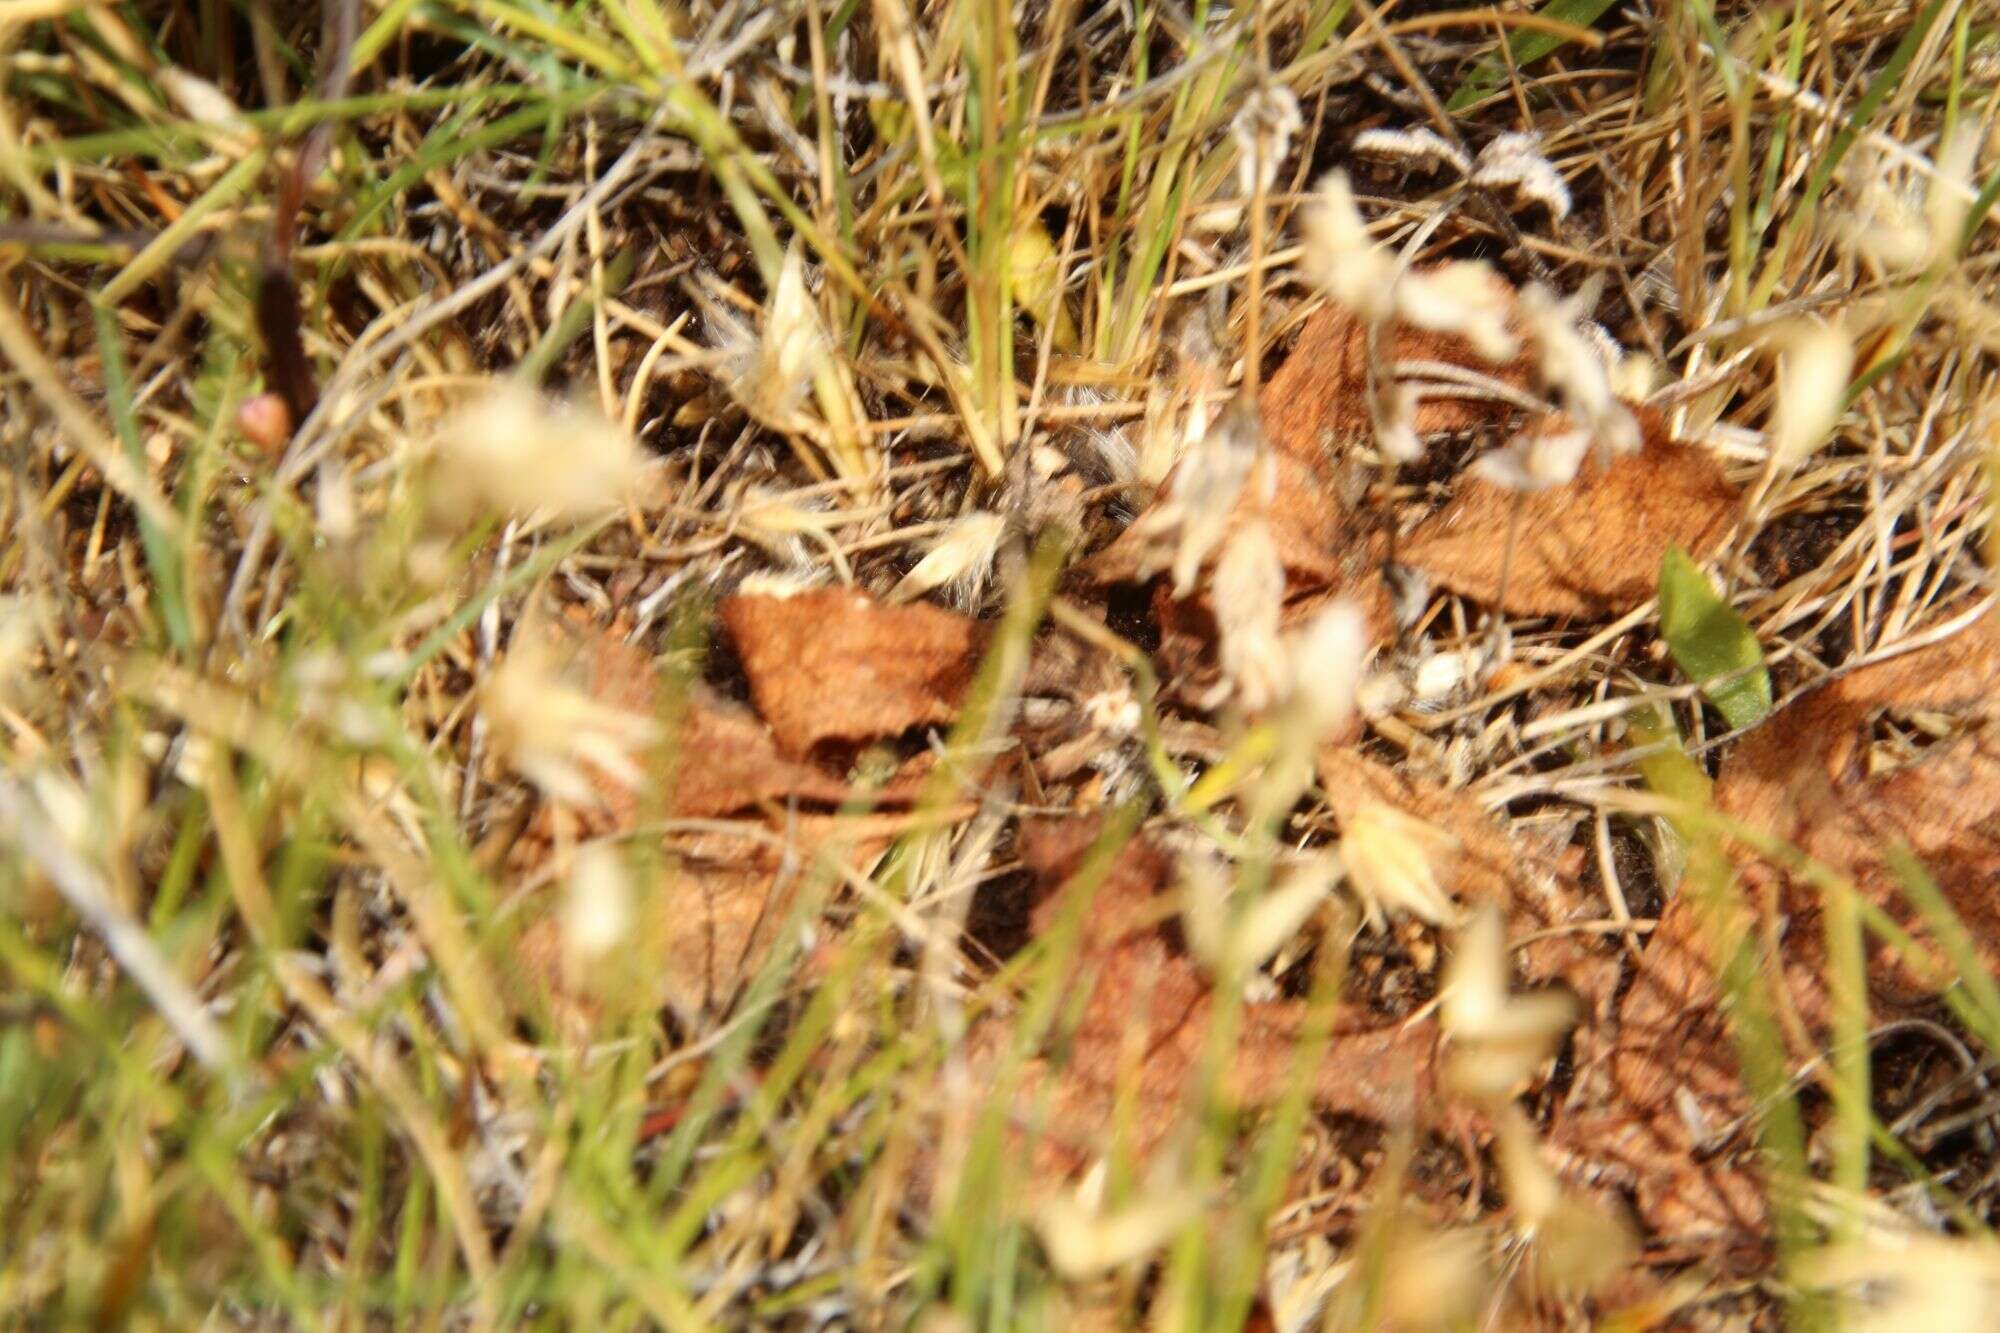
0, 776, 237, 1080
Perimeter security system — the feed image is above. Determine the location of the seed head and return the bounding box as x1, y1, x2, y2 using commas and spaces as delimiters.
1339, 800, 1459, 930
433, 381, 648, 525
482, 636, 660, 807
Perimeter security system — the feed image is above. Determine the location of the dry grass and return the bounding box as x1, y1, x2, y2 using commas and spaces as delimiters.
3, 0, 2000, 1327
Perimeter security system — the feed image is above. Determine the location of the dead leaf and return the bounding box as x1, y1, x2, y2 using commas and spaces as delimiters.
1315, 749, 1618, 1014
502, 621, 939, 1022
1399, 408, 1739, 618
1262, 294, 1533, 461
968, 820, 1439, 1177
1086, 448, 1374, 599
510, 814, 910, 1021
720, 588, 982, 755
543, 619, 914, 823
668, 688, 925, 817
1083, 442, 1392, 721
1565, 614, 2000, 1257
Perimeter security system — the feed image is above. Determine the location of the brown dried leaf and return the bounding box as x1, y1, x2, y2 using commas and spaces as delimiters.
504, 623, 935, 1021
1568, 615, 2000, 1255
1399, 409, 1739, 619
510, 814, 909, 1021
1315, 749, 1617, 1013
1262, 297, 1532, 460
547, 621, 915, 822
720, 588, 982, 755
969, 821, 1439, 1178
669, 689, 920, 817
1085, 448, 1373, 597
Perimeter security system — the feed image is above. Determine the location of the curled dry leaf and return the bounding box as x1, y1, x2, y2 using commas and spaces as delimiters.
1398, 408, 1739, 618
668, 687, 930, 817
720, 588, 982, 755
967, 820, 1439, 1178
1566, 615, 2000, 1257
540, 618, 919, 824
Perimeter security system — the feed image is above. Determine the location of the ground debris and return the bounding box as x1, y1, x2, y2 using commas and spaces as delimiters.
1563, 614, 2000, 1256
966, 820, 1440, 1178
1261, 293, 1533, 459
510, 812, 910, 1022
1398, 408, 1738, 619
720, 587, 983, 756
1315, 748, 1617, 1015
1083, 438, 1377, 600
504, 624, 934, 1020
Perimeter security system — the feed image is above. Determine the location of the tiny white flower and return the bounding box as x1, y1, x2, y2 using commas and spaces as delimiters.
1393, 260, 1518, 362
1302, 171, 1397, 320
1287, 599, 1371, 737
890, 510, 1006, 606
1411, 648, 1482, 701
706, 242, 826, 424
1179, 849, 1232, 972
562, 842, 632, 962
736, 484, 838, 567
1849, 128, 1981, 272
158, 67, 245, 129
1469, 425, 1592, 491
1081, 685, 1141, 737
1186, 850, 1343, 978
735, 569, 829, 599
1355, 669, 1411, 719
1926, 126, 1980, 263
1492, 1101, 1635, 1291
433, 381, 648, 524
1374, 381, 1425, 464
1229, 853, 1340, 973
1035, 1182, 1202, 1279
1138, 319, 1226, 486
315, 462, 357, 541
1441, 905, 1579, 1100
1374, 1224, 1487, 1327
1609, 349, 1658, 402
1150, 402, 1261, 597
482, 637, 660, 807
1518, 283, 1640, 455
1802, 1232, 2000, 1333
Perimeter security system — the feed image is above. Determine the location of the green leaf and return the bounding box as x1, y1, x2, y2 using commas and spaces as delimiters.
1658, 546, 1772, 731
1445, 0, 1622, 112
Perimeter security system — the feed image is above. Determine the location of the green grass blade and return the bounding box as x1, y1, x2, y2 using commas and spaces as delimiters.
1446, 0, 1622, 112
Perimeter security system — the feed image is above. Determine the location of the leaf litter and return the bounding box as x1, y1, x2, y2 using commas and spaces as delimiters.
1564, 615, 2000, 1257
15, 3, 2000, 1322
964, 821, 1442, 1178
481, 250, 1997, 1318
